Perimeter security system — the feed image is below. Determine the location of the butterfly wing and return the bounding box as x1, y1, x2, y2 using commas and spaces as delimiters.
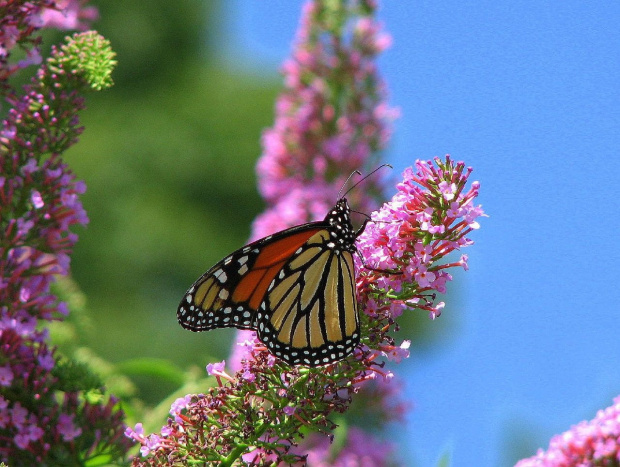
256, 229, 359, 366
177, 198, 361, 367
177, 223, 326, 333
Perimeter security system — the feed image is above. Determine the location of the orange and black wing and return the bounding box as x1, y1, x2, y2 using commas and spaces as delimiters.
177, 223, 325, 333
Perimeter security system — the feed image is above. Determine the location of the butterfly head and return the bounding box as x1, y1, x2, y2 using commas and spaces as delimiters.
324, 198, 357, 253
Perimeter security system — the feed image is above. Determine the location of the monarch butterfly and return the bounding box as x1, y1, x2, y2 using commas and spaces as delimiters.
177, 167, 389, 367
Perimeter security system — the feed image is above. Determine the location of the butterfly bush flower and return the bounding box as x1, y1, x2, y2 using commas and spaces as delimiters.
39, 0, 99, 31
356, 157, 485, 323
1, 1, 53, 81
1, 21, 129, 464
515, 395, 620, 466
302, 427, 395, 466
252, 0, 397, 239
128, 1, 483, 465
0, 0, 97, 84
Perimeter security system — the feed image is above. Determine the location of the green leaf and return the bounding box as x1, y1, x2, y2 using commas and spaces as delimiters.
116, 357, 186, 385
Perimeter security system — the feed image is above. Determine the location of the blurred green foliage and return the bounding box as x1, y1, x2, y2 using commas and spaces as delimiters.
43, 0, 280, 406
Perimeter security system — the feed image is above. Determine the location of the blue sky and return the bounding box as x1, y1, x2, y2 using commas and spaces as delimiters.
222, 2, 620, 465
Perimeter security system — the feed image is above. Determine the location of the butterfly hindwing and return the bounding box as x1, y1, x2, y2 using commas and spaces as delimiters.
255, 229, 360, 366
177, 251, 256, 332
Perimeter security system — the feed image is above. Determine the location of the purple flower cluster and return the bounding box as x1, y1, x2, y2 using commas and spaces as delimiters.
516, 395, 620, 466
127, 349, 351, 465
0, 150, 87, 461
1, 8, 128, 463
301, 428, 394, 466
1, 0, 53, 80
236, 427, 395, 466
0, 0, 96, 84
235, 0, 397, 375
252, 0, 397, 239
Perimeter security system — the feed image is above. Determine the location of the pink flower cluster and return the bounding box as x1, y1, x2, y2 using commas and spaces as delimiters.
237, 427, 395, 466
238, 0, 398, 379
516, 395, 620, 466
126, 162, 484, 465
1, 1, 53, 78
356, 156, 485, 321
130, 157, 483, 465
253, 0, 397, 239
125, 423, 164, 458
38, 0, 98, 32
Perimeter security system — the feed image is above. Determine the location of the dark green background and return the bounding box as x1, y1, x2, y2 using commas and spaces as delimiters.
51, 1, 279, 401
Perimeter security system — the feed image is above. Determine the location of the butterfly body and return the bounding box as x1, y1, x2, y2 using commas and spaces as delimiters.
177, 198, 364, 367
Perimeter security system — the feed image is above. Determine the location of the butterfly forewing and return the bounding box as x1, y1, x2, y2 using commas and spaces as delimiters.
177, 198, 362, 367
177, 225, 324, 332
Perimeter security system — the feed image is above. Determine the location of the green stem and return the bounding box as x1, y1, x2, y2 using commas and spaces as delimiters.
219, 421, 269, 467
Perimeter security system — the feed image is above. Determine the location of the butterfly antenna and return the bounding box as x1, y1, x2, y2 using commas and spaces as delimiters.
351, 209, 371, 221
337, 169, 362, 200
342, 164, 392, 199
